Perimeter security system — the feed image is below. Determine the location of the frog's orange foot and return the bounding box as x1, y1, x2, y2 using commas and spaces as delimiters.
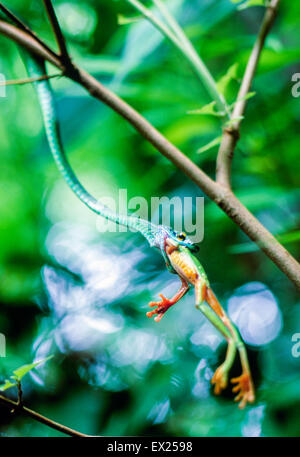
146, 294, 175, 322
231, 373, 255, 409
211, 365, 228, 395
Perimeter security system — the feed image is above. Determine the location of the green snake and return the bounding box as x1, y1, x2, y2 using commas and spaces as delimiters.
22, 51, 202, 265
0, 15, 255, 406
24, 51, 254, 408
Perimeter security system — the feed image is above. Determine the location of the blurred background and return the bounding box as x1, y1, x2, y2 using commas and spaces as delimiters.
0, 0, 299, 437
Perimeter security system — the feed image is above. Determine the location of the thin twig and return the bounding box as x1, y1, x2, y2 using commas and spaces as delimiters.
125, 0, 229, 116
0, 393, 91, 437
0, 2, 58, 59
9, 380, 23, 414
42, 0, 71, 67
231, 0, 281, 128
0, 16, 299, 291
216, 0, 281, 188
126, 0, 182, 47
152, 0, 184, 38
0, 73, 61, 86
17, 381, 23, 406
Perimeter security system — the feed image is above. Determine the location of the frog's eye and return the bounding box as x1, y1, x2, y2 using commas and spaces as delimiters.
177, 232, 186, 241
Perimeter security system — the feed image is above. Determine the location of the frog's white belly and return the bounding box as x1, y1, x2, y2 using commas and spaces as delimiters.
169, 250, 199, 285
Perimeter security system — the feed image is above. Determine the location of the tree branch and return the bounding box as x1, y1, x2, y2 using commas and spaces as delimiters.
0, 20, 61, 66
42, 0, 71, 67
0, 10, 299, 291
0, 393, 91, 437
216, 0, 281, 188
0, 2, 58, 59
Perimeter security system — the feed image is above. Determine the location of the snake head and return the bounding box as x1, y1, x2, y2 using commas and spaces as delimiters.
163, 227, 199, 253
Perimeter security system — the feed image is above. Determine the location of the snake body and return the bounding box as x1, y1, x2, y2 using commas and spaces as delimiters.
23, 53, 159, 246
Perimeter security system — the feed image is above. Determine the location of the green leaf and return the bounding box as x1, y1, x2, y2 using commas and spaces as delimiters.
12, 356, 53, 381
230, 0, 265, 9
197, 136, 222, 154
277, 230, 300, 244
229, 91, 256, 110
217, 63, 239, 95
238, 0, 265, 10
225, 116, 244, 127
187, 102, 225, 117
118, 14, 142, 25
228, 242, 258, 254
229, 230, 300, 254
242, 91, 256, 101
0, 379, 17, 392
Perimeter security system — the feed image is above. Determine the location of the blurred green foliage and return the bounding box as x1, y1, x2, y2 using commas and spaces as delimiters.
0, 0, 299, 437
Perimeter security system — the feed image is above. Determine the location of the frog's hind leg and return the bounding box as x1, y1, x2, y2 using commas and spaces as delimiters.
194, 280, 237, 396
205, 287, 255, 409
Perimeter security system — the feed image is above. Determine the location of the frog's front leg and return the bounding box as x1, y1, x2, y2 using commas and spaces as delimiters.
147, 277, 189, 322
194, 279, 237, 396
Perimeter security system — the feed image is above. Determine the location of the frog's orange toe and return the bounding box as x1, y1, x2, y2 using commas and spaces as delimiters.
146, 295, 174, 322
146, 310, 156, 318
231, 373, 255, 409
211, 365, 228, 395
